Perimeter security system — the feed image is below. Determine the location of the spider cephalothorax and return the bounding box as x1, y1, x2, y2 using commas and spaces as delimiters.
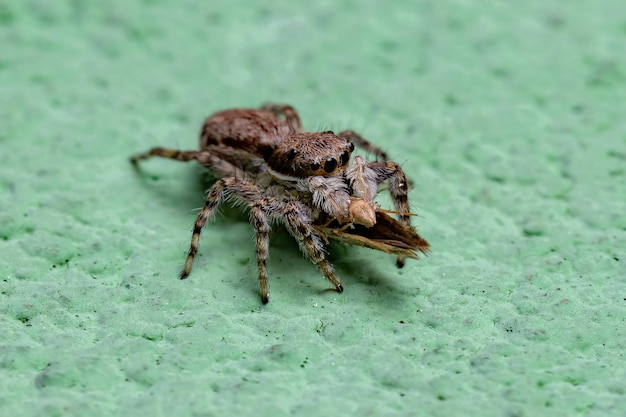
267, 131, 354, 179
130, 103, 424, 303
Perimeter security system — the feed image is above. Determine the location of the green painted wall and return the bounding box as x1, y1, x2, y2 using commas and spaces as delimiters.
1, 1, 625, 416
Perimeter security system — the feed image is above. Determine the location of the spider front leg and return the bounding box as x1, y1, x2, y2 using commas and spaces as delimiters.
374, 160, 412, 267
347, 158, 411, 223
338, 130, 415, 189
377, 161, 411, 223
346, 158, 412, 267
260, 103, 302, 133
337, 130, 389, 161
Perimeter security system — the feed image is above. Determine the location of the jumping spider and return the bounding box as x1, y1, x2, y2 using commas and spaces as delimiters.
130, 103, 425, 303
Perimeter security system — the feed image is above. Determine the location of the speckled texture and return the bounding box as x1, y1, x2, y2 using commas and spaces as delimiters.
1, 1, 625, 416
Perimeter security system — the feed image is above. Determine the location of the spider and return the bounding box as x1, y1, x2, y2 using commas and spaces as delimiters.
130, 103, 418, 303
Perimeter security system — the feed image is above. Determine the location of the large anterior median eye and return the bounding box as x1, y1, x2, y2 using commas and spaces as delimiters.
324, 157, 337, 173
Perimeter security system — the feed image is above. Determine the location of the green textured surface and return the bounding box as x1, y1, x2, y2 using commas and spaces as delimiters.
1, 1, 625, 416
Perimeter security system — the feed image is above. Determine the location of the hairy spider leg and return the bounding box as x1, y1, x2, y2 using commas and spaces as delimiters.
338, 130, 389, 161
367, 161, 413, 268
130, 147, 244, 179
260, 103, 303, 133
130, 147, 202, 165
281, 200, 344, 295
338, 130, 416, 189
183, 177, 343, 304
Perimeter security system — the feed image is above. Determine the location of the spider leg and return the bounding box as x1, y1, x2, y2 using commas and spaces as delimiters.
130, 147, 242, 179
180, 178, 229, 280
281, 201, 344, 294
181, 178, 341, 303
130, 147, 201, 165
249, 203, 272, 304
195, 152, 244, 179
366, 161, 412, 268
253, 197, 343, 303
338, 130, 415, 188
180, 177, 276, 303
180, 177, 263, 280
337, 130, 389, 161
259, 103, 302, 133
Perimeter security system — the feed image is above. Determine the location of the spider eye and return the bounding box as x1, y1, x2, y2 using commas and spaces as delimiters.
311, 162, 321, 171
324, 157, 337, 173
339, 150, 349, 166
287, 149, 297, 159
348, 142, 355, 152
325, 130, 334, 134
